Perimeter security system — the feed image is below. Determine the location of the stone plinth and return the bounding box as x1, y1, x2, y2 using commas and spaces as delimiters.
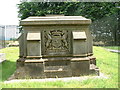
15, 16, 99, 79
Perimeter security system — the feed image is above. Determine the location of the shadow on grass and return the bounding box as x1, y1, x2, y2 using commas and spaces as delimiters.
0, 60, 16, 82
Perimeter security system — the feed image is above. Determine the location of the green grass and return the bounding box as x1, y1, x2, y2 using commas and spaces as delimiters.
0, 47, 19, 81
0, 46, 119, 88
103, 46, 120, 50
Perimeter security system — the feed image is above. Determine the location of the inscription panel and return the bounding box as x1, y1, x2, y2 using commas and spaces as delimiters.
42, 30, 71, 55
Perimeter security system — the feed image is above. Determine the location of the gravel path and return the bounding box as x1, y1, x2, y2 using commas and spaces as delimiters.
4, 72, 108, 83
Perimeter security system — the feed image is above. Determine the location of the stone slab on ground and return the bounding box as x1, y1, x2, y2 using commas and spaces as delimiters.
106, 49, 120, 53
4, 72, 108, 83
0, 53, 6, 64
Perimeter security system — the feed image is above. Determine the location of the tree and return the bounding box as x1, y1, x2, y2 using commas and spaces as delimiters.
18, 2, 119, 21
18, 2, 120, 46
75, 2, 119, 20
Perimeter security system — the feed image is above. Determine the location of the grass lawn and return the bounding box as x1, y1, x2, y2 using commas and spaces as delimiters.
0, 46, 119, 88
103, 46, 120, 50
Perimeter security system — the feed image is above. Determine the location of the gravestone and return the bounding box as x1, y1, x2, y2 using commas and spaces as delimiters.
0, 53, 6, 63
15, 15, 99, 79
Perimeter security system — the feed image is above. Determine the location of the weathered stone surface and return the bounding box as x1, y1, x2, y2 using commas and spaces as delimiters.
27, 41, 41, 56
71, 61, 90, 76
15, 15, 99, 79
42, 30, 70, 55
24, 62, 45, 78
20, 16, 91, 25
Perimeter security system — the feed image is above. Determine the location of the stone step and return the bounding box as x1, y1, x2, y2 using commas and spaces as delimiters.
45, 71, 72, 78
44, 70, 68, 72
44, 65, 72, 78
44, 65, 70, 72
44, 60, 70, 66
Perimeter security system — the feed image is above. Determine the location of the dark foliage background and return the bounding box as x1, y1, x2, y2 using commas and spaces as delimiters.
18, 2, 120, 46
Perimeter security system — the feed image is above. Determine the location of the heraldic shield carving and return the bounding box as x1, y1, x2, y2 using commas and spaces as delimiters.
43, 30, 70, 55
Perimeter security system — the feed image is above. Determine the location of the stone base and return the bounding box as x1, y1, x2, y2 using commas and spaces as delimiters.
14, 56, 99, 79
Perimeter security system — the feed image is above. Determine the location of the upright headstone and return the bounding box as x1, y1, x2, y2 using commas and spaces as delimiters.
0, 53, 6, 63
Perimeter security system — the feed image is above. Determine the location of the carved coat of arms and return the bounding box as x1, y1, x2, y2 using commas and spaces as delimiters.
43, 30, 69, 55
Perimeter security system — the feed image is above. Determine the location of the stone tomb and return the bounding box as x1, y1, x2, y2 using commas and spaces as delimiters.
15, 16, 99, 78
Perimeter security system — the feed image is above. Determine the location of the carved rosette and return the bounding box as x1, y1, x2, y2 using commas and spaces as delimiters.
43, 30, 69, 55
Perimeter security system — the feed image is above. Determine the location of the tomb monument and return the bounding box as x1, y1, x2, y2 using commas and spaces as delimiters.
15, 15, 99, 78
